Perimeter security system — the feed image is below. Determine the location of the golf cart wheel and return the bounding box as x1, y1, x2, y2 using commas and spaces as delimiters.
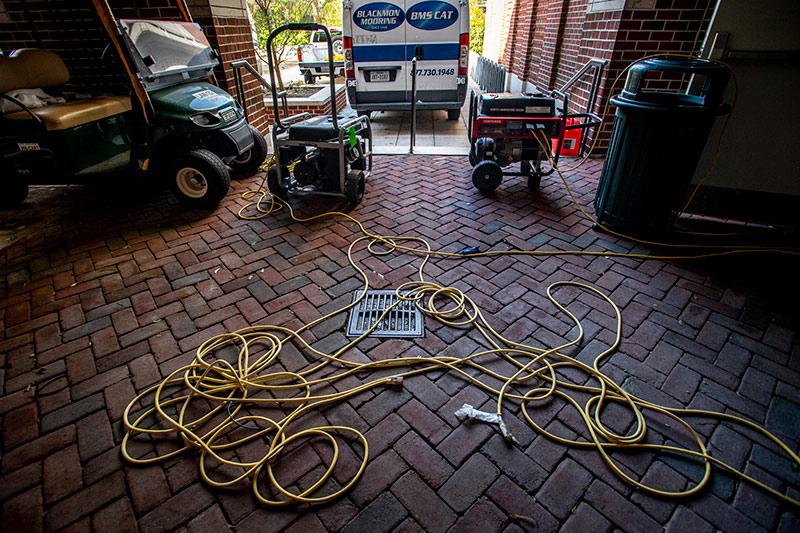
170, 149, 230, 208
304, 71, 314, 84
345, 170, 366, 205
266, 164, 290, 198
0, 179, 29, 208
231, 124, 268, 179
447, 109, 460, 120
471, 161, 503, 193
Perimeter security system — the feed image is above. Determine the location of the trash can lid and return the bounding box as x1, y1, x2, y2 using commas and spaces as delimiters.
616, 57, 730, 110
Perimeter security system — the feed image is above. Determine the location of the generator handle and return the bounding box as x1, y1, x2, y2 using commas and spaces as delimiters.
551, 89, 569, 117
266, 23, 338, 132
564, 112, 602, 130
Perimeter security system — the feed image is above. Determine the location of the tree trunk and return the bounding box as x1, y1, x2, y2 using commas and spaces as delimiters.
271, 46, 285, 90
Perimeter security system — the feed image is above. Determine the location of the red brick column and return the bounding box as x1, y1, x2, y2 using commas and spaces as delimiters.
188, 1, 269, 134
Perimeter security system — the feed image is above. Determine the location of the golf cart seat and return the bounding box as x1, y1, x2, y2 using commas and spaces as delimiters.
0, 48, 131, 131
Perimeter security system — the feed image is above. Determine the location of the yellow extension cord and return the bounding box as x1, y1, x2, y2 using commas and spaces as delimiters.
119, 149, 800, 509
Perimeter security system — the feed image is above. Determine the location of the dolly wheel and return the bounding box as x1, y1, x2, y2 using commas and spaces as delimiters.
266, 164, 290, 198
345, 170, 366, 205
447, 109, 460, 120
0, 179, 29, 208
231, 124, 268, 179
471, 161, 503, 193
170, 149, 230, 208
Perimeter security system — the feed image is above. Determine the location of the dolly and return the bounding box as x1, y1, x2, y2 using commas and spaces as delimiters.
264, 23, 372, 205
467, 89, 600, 193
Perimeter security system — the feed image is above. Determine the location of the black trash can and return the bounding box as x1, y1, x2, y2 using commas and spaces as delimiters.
594, 58, 730, 235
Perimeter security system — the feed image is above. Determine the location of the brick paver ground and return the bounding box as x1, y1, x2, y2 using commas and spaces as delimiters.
1, 155, 799, 532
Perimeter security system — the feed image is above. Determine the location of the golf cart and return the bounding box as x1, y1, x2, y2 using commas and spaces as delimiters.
0, 0, 267, 209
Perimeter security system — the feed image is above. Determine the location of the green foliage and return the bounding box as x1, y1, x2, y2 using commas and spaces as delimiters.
469, 0, 485, 55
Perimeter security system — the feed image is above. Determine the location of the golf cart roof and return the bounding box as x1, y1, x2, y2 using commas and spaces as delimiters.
119, 19, 219, 90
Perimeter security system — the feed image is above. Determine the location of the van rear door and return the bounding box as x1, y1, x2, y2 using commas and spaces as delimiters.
405, 0, 465, 106
347, 1, 408, 107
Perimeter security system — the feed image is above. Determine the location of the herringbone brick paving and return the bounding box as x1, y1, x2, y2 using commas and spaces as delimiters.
0, 155, 798, 532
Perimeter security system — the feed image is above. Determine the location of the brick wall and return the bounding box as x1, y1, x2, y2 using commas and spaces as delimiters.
0, 0, 268, 133
497, 0, 714, 152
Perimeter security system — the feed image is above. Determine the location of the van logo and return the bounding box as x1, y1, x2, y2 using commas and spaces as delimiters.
353, 2, 405, 32
406, 1, 458, 30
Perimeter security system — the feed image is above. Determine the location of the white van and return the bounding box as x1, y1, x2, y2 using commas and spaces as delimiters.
342, 0, 469, 119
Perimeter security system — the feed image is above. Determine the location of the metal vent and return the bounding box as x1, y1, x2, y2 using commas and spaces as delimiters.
346, 290, 424, 338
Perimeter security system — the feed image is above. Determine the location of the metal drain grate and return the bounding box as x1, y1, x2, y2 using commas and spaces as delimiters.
346, 290, 424, 338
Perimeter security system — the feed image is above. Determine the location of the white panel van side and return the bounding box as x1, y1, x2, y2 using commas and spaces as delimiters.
343, 0, 469, 116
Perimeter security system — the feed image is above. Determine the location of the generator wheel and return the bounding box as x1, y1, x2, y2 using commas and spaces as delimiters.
468, 144, 479, 166
471, 161, 502, 193
345, 170, 366, 205
171, 149, 230, 208
446, 109, 460, 120
230, 125, 268, 179
0, 179, 29, 208
266, 164, 290, 198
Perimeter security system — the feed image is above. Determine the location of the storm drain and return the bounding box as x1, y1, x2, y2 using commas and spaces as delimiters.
346, 290, 424, 338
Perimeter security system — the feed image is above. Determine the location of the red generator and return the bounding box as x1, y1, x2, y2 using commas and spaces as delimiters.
467, 90, 600, 192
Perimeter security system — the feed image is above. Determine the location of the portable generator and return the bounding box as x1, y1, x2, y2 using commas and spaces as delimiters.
467, 90, 600, 193
265, 23, 372, 204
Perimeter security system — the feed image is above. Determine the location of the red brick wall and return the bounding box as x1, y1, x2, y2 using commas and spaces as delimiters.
0, 0, 268, 133
498, 0, 714, 152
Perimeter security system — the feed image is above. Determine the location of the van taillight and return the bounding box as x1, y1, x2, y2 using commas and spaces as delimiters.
297, 45, 303, 62
459, 33, 469, 76
343, 36, 355, 79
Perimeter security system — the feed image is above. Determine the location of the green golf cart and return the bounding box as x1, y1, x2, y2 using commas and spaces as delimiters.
0, 0, 267, 208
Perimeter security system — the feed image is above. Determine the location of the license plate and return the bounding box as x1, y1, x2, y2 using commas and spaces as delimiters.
369, 71, 390, 82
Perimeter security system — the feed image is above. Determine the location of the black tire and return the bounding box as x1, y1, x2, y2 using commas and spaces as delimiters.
230, 124, 268, 179
447, 109, 461, 120
345, 170, 365, 205
0, 179, 29, 208
304, 71, 314, 85
170, 149, 230, 208
469, 143, 479, 166
266, 164, 290, 198
357, 110, 372, 120
471, 161, 503, 193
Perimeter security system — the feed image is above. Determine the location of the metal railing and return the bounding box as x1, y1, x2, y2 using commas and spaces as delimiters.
556, 58, 608, 156
558, 58, 607, 119
230, 59, 288, 122
471, 55, 507, 93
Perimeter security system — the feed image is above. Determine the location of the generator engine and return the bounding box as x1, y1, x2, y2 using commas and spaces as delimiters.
268, 112, 370, 202
473, 137, 542, 168
468, 90, 564, 193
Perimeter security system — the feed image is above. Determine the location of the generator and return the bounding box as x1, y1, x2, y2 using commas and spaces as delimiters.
265, 23, 372, 204
467, 90, 600, 193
